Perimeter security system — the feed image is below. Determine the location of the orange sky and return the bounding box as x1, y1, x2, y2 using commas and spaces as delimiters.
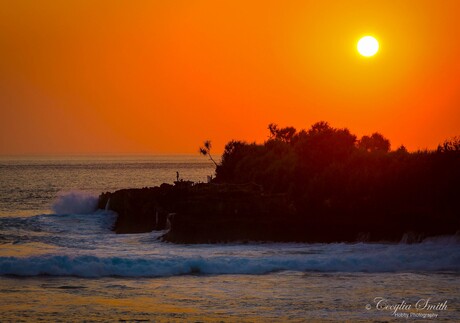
0, 0, 459, 155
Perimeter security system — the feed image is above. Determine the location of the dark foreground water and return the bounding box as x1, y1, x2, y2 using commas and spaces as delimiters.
0, 156, 459, 322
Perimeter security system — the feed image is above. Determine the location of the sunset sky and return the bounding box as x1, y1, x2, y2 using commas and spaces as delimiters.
1, 0, 459, 155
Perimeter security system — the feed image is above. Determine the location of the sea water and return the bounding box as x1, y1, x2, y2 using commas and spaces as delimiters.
0, 156, 459, 322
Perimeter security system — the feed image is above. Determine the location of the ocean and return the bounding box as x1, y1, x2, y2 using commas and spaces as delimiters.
0, 156, 459, 322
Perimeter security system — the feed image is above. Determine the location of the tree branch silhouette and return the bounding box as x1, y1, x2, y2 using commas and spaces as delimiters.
199, 140, 218, 167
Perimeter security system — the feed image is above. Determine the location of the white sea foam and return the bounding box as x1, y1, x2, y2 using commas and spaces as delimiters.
1, 241, 459, 277
51, 191, 98, 215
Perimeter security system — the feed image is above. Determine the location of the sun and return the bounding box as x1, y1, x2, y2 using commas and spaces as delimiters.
357, 36, 379, 57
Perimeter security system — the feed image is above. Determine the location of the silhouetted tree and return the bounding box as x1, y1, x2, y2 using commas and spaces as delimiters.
396, 145, 408, 153
437, 136, 460, 152
307, 121, 332, 136
268, 123, 279, 140
358, 133, 391, 152
268, 123, 297, 143
294, 122, 356, 173
200, 121, 460, 242
199, 140, 218, 167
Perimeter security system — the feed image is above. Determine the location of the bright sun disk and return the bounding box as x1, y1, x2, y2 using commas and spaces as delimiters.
357, 36, 379, 57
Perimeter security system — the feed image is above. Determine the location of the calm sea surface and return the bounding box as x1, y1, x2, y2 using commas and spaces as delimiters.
0, 156, 459, 322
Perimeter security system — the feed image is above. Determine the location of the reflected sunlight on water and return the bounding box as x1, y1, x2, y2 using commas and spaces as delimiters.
1, 272, 459, 322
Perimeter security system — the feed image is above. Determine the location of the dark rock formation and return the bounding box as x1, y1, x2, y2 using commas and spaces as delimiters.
99, 181, 459, 243
100, 182, 301, 241
160, 183, 298, 243
98, 183, 174, 234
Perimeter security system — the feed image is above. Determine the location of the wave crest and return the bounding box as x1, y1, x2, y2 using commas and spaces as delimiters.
51, 191, 98, 215
1, 245, 459, 278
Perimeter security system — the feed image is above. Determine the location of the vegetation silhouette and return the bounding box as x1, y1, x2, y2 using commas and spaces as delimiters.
209, 121, 460, 242
199, 140, 218, 167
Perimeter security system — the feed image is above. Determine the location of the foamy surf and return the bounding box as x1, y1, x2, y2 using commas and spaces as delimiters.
51, 191, 99, 215
1, 240, 459, 277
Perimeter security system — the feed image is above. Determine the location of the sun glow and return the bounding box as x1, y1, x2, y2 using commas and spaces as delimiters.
357, 36, 379, 57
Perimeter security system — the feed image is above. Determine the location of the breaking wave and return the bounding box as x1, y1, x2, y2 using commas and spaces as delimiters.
51, 191, 98, 215
1, 240, 459, 277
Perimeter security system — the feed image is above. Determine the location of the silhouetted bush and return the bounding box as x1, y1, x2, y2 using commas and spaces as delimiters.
212, 121, 460, 240
358, 132, 391, 152
437, 136, 460, 152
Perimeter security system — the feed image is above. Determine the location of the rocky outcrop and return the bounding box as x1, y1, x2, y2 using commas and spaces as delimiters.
99, 182, 299, 241
160, 183, 298, 243
99, 181, 460, 243
98, 183, 175, 234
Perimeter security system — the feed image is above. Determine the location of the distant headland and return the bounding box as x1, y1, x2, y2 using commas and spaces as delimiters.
98, 121, 460, 243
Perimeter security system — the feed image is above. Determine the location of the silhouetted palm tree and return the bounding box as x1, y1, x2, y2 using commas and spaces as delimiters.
199, 140, 218, 167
